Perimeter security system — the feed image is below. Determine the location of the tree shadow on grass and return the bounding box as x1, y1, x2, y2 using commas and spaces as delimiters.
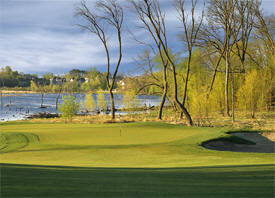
0, 163, 274, 198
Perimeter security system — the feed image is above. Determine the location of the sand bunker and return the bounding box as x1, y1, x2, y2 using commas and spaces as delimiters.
202, 132, 275, 153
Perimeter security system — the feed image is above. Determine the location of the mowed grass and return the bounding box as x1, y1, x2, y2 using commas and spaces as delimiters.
1, 164, 274, 198
0, 122, 274, 167
0, 121, 274, 197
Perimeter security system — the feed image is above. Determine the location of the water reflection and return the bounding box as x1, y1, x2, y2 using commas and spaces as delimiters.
0, 93, 161, 121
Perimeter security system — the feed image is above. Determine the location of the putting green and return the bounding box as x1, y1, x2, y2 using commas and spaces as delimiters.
0, 122, 274, 168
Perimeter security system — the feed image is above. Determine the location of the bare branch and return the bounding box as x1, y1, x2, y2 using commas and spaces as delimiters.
75, 0, 123, 119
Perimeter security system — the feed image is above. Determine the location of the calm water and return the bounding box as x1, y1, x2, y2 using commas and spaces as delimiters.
0, 93, 161, 121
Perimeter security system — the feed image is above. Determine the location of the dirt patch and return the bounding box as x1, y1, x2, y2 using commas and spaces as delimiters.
202, 132, 275, 153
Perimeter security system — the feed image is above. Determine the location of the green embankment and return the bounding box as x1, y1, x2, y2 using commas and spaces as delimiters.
0, 122, 274, 197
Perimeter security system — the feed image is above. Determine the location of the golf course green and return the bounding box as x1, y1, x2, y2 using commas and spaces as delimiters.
1, 121, 274, 197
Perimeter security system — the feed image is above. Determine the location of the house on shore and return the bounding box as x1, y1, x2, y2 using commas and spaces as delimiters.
50, 77, 66, 85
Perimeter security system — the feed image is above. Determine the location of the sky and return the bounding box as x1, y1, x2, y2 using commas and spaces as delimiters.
0, 0, 274, 76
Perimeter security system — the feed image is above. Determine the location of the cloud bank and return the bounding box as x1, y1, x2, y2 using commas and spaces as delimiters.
0, 0, 274, 75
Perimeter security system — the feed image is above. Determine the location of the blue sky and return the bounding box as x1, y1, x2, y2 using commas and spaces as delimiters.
0, 0, 274, 75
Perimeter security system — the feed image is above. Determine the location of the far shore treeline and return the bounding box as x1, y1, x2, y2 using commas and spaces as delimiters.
0, 66, 124, 93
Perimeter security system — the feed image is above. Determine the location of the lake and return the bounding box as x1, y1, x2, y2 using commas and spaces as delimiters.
0, 93, 161, 121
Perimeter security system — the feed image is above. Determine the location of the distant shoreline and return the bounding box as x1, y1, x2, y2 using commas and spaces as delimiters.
0, 90, 111, 94
0, 89, 159, 96
0, 90, 35, 94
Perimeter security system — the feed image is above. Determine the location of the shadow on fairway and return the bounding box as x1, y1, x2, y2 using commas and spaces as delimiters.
1, 163, 274, 198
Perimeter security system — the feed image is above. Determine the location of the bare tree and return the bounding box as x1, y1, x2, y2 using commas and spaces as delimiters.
35, 82, 46, 109
199, 0, 260, 121
130, 0, 193, 125
129, 22, 169, 120
231, 0, 259, 121
129, 0, 169, 120
134, 51, 163, 93
176, 0, 204, 118
0, 91, 3, 110
199, 0, 241, 117
75, 0, 123, 119
254, 6, 275, 55
134, 49, 168, 119
56, 83, 64, 110
231, 0, 258, 73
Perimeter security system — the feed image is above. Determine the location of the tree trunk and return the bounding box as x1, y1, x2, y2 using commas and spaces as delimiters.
178, 102, 193, 126
158, 91, 166, 120
231, 73, 235, 122
251, 110, 255, 119
182, 54, 191, 106
241, 58, 245, 73
56, 96, 59, 110
109, 89, 115, 119
225, 52, 230, 117
180, 110, 184, 119
56, 89, 62, 110
40, 93, 44, 108
180, 54, 192, 119
158, 65, 168, 120
170, 60, 193, 126
0, 91, 3, 109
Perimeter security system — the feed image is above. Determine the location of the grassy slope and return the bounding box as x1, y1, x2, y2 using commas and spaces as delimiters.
0, 121, 274, 197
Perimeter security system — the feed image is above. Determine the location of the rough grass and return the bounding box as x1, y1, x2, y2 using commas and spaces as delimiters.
24, 110, 275, 131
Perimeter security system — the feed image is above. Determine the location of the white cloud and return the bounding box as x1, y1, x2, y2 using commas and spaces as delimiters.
0, 0, 274, 74
0, 0, 139, 74
0, 30, 134, 74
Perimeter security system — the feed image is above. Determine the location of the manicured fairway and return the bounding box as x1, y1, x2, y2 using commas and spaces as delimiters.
0, 122, 274, 167
1, 163, 274, 198
0, 121, 274, 197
